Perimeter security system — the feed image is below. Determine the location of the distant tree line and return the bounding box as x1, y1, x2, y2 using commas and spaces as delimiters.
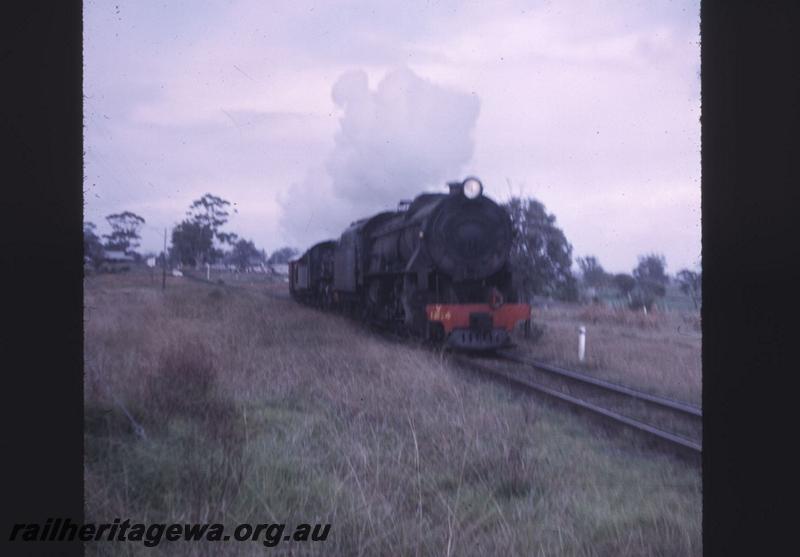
502, 194, 700, 310
83, 193, 299, 273
85, 191, 699, 309
83, 212, 147, 269
576, 253, 701, 310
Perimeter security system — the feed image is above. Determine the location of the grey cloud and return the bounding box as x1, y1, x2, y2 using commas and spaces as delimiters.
280, 67, 480, 247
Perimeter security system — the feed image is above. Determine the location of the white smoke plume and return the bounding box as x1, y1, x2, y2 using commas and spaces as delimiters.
280, 66, 480, 248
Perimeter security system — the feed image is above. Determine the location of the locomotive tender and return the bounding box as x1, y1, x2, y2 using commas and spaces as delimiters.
289, 177, 531, 350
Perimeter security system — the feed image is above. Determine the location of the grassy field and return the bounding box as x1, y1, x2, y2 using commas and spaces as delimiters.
84, 270, 701, 556
515, 304, 701, 406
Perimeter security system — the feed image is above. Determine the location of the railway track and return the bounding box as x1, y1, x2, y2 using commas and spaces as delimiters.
454, 349, 702, 456
497, 350, 702, 418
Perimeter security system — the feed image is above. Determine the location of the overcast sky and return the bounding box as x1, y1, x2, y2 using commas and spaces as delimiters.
84, 0, 700, 274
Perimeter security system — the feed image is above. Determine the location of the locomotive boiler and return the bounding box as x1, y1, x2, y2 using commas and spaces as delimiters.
290, 177, 531, 350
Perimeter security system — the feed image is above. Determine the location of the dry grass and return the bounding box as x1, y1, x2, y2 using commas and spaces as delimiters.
84, 270, 701, 556
515, 303, 702, 406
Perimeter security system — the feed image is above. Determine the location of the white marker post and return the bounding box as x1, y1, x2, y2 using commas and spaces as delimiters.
206, 262, 210, 281
146, 257, 155, 283
578, 325, 586, 362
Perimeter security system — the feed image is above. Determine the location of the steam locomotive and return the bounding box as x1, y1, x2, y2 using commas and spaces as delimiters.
289, 177, 531, 350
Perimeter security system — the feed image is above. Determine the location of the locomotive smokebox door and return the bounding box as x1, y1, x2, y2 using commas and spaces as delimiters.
469, 312, 493, 333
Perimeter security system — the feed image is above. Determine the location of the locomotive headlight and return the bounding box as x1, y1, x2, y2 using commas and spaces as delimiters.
462, 177, 483, 199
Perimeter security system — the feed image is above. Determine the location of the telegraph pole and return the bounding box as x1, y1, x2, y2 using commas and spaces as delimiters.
162, 227, 167, 290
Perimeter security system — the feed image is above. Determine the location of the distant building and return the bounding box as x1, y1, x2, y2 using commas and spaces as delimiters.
94, 249, 136, 273
102, 250, 135, 263
246, 256, 267, 273
268, 263, 289, 277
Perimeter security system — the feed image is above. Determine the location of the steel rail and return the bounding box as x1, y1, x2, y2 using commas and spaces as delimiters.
497, 349, 702, 418
459, 357, 702, 454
